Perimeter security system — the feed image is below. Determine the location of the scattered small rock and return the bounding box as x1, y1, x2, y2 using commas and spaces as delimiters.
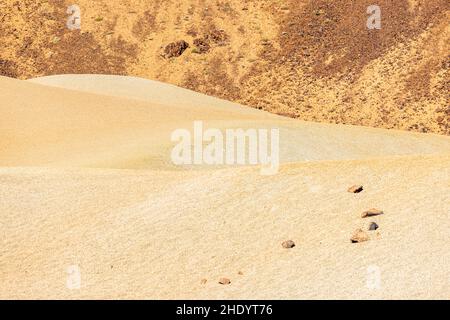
219, 278, 231, 285
163, 40, 189, 58
200, 279, 207, 285
351, 229, 369, 243
369, 222, 379, 231
238, 271, 243, 275
361, 209, 384, 218
282, 240, 295, 249
347, 185, 363, 193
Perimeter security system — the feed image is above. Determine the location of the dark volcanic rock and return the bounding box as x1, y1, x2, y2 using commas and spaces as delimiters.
164, 40, 189, 58
369, 222, 379, 231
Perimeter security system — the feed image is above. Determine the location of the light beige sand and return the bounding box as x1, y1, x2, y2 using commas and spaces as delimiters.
0, 75, 449, 299
4, 75, 450, 168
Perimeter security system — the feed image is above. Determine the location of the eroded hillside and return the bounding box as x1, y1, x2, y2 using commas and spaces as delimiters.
0, 0, 448, 134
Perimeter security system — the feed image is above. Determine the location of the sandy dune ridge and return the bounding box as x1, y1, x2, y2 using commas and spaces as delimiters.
0, 75, 449, 299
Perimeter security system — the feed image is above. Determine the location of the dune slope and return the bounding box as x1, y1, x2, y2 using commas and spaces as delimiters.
2, 75, 450, 169
0, 75, 449, 299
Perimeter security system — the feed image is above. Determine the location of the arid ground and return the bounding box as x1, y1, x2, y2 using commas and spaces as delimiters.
0, 75, 449, 299
0, 1, 449, 300
0, 0, 449, 134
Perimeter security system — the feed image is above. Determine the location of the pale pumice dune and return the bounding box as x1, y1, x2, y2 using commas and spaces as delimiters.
3, 75, 450, 168
0, 75, 449, 299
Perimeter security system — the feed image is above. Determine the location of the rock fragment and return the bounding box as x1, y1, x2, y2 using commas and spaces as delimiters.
163, 40, 189, 58
369, 222, 379, 231
361, 208, 384, 218
351, 229, 369, 243
347, 185, 364, 193
219, 278, 231, 285
192, 28, 229, 54
282, 240, 296, 249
